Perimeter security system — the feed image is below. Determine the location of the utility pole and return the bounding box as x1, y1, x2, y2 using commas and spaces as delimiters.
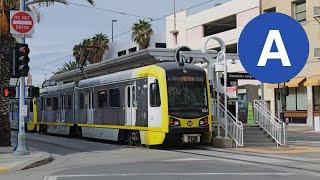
111, 19, 117, 42
14, 0, 29, 155
170, 0, 179, 47
259, 0, 265, 102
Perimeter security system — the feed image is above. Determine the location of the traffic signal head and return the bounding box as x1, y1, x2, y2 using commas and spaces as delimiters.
28, 86, 40, 98
3, 87, 16, 98
12, 43, 30, 78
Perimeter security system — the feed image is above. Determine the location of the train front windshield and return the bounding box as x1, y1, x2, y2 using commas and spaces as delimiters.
167, 76, 209, 119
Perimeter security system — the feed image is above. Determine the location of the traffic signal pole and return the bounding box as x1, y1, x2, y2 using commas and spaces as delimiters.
14, 0, 29, 155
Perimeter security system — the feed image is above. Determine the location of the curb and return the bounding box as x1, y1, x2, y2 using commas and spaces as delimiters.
203, 146, 320, 163
11, 153, 54, 171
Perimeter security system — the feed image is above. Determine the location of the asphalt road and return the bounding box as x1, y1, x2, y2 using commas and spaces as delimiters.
1, 132, 320, 180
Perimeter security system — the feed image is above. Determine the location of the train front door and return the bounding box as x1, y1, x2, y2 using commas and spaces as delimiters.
125, 84, 136, 126
86, 91, 94, 124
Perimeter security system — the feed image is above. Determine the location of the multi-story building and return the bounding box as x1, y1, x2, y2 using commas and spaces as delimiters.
262, 0, 320, 127
104, 33, 166, 60
166, 0, 260, 52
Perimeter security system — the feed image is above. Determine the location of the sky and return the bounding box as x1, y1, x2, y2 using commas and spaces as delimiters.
27, 0, 229, 86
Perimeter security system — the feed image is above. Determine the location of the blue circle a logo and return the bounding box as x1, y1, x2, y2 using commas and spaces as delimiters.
238, 13, 309, 84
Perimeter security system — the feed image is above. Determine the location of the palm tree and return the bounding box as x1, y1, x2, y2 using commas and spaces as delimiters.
56, 61, 79, 74
131, 19, 153, 49
0, 0, 95, 147
72, 33, 109, 65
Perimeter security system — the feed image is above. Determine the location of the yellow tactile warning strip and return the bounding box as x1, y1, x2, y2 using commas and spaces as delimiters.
229, 146, 320, 154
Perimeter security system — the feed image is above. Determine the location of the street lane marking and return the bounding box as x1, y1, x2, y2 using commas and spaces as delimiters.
44, 172, 298, 180
162, 158, 211, 161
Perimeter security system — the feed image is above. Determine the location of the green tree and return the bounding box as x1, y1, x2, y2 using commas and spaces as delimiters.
0, 0, 95, 147
131, 19, 153, 49
73, 33, 109, 65
56, 60, 79, 74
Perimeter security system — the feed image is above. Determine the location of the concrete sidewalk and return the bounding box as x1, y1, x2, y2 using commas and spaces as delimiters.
0, 148, 52, 173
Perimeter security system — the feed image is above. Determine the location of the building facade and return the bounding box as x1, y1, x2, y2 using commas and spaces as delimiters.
104, 32, 166, 60
166, 0, 260, 52
262, 0, 320, 127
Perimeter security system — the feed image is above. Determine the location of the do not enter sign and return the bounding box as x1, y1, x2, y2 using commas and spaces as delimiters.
10, 11, 34, 37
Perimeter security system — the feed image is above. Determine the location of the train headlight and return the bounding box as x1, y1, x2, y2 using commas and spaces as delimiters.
199, 117, 209, 126
170, 118, 180, 127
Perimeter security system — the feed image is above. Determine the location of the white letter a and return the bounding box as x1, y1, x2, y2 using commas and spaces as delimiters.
257, 30, 291, 67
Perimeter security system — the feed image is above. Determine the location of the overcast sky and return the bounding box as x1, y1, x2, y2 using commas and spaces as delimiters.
27, 0, 229, 86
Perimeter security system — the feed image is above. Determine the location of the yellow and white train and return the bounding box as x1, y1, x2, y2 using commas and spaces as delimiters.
10, 61, 212, 146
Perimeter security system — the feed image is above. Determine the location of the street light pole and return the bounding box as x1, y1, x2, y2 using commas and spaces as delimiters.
111, 19, 117, 42
15, 0, 29, 155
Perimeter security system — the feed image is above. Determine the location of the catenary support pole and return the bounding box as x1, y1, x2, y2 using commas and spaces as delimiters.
14, 0, 29, 155
204, 36, 227, 139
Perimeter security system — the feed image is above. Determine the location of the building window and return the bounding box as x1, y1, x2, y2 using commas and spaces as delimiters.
264, 7, 276, 13
286, 88, 297, 111
155, 43, 167, 48
278, 86, 307, 111
128, 47, 137, 53
293, 0, 306, 23
98, 90, 108, 108
118, 50, 126, 57
297, 85, 307, 110
212, 43, 238, 53
314, 86, 320, 111
109, 88, 120, 107
203, 15, 237, 37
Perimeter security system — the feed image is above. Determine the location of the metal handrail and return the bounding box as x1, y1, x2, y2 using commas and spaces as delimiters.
218, 102, 244, 147
253, 100, 284, 146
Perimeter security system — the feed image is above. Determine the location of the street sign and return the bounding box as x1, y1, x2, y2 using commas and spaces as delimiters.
10, 11, 34, 37
227, 86, 238, 99
227, 73, 255, 80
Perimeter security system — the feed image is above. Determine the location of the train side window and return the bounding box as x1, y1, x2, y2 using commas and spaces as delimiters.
53, 97, 59, 111
80, 93, 84, 109
42, 97, 45, 111
98, 90, 108, 108
150, 82, 161, 107
67, 95, 72, 110
47, 98, 52, 110
29, 100, 33, 112
109, 88, 120, 108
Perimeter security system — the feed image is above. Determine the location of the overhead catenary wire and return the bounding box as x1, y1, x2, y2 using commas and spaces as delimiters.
68, 2, 153, 20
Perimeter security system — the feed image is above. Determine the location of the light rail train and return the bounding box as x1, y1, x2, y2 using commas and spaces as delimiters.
10, 62, 212, 146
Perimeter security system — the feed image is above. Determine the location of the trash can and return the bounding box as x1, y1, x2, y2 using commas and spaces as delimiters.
315, 116, 320, 132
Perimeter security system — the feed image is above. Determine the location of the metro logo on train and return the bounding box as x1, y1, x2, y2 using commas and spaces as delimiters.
238, 13, 309, 84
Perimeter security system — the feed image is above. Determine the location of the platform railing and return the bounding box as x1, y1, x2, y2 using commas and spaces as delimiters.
253, 100, 285, 146
218, 102, 244, 147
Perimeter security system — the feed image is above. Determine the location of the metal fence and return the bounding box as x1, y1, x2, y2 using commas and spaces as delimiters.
253, 100, 285, 146
218, 102, 244, 147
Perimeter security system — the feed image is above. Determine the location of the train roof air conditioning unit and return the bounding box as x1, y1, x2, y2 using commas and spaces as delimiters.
314, 6, 320, 18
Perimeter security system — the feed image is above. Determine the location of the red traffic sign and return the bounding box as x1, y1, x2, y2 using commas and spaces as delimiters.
10, 11, 34, 37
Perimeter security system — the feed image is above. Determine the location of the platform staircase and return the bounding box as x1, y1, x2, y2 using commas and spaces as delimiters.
215, 100, 287, 148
